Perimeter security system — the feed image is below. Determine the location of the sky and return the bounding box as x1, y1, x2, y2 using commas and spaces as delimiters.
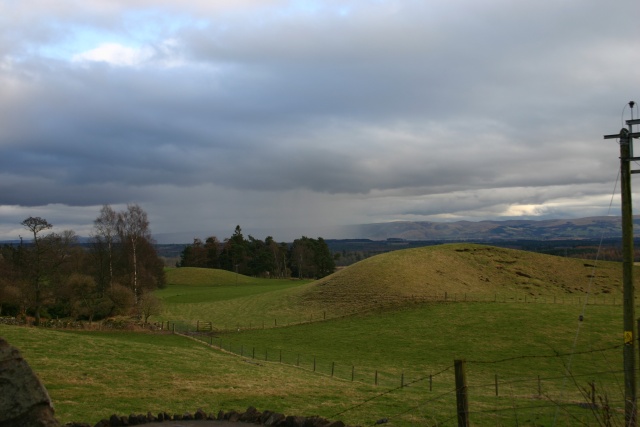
0, 0, 639, 243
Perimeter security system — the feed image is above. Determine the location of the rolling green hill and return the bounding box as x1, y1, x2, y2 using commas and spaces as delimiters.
160, 243, 627, 326
2, 243, 632, 426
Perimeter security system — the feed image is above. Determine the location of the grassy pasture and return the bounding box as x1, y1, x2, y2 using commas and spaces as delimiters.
158, 243, 627, 330
3, 243, 634, 426
0, 325, 388, 426
157, 268, 313, 327
206, 302, 625, 425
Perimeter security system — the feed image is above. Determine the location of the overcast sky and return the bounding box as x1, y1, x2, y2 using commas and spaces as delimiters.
1, 0, 639, 242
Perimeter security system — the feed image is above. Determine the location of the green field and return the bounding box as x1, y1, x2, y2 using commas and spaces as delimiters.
2, 243, 634, 426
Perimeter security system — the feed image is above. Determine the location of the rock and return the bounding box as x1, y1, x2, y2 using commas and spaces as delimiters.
285, 415, 307, 427
264, 412, 286, 426
194, 409, 207, 420
0, 337, 59, 427
325, 421, 346, 427
260, 410, 273, 424
304, 416, 330, 427
108, 414, 120, 426
240, 406, 261, 423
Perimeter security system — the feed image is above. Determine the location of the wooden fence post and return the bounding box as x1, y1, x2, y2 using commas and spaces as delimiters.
455, 359, 470, 427
538, 375, 541, 397
495, 374, 498, 396
375, 370, 378, 386
352, 366, 355, 382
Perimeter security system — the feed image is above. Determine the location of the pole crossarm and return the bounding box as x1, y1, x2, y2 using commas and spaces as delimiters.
604, 131, 640, 140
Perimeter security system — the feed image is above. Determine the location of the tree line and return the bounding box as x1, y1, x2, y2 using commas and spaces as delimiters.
178, 225, 336, 279
0, 204, 164, 325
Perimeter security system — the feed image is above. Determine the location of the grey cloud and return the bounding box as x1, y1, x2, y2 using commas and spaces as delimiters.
0, 0, 638, 239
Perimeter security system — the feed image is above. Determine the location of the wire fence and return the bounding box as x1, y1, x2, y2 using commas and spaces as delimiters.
159, 292, 626, 334
175, 329, 629, 426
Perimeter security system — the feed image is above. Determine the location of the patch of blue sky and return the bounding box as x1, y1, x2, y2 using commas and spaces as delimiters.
36, 26, 131, 61
278, 0, 354, 18
37, 9, 206, 62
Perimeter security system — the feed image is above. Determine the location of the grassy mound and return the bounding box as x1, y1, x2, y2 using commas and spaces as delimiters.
297, 243, 624, 313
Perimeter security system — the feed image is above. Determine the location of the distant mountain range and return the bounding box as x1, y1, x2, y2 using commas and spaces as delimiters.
354, 216, 634, 241
0, 216, 633, 246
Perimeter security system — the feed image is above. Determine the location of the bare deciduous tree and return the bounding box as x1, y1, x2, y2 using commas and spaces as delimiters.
137, 292, 163, 324
93, 204, 118, 290
117, 204, 151, 304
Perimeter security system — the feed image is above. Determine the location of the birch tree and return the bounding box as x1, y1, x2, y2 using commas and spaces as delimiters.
117, 204, 150, 304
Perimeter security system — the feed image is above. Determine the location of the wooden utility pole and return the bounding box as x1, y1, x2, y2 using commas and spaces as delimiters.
604, 105, 640, 426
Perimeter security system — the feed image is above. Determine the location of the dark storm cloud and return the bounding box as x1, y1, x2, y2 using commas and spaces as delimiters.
0, 0, 638, 239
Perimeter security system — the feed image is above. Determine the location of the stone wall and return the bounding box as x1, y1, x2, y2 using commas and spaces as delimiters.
66, 407, 350, 427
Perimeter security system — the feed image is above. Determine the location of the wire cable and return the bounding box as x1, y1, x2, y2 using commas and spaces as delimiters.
329, 364, 454, 419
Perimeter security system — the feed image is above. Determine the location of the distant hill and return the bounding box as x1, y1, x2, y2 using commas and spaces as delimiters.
355, 216, 634, 241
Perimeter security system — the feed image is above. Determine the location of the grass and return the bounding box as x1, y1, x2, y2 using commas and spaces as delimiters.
0, 325, 389, 426
208, 302, 625, 423
296, 243, 625, 314
157, 268, 313, 327
157, 243, 627, 330
4, 243, 634, 426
